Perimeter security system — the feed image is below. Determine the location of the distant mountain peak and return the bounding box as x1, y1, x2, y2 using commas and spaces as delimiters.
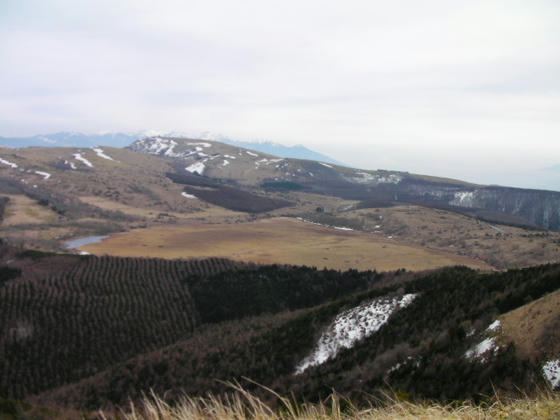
0, 130, 343, 166
216, 138, 344, 166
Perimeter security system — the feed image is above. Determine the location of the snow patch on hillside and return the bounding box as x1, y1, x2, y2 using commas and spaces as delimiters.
222, 160, 230, 166
0, 157, 18, 168
543, 360, 560, 389
347, 172, 403, 185
319, 162, 333, 168
487, 320, 501, 332
93, 147, 116, 161
132, 138, 212, 159
451, 191, 475, 207
296, 217, 354, 232
224, 154, 237, 160
73, 153, 93, 167
35, 171, 51, 180
186, 142, 211, 148
141, 137, 174, 154
246, 151, 258, 157
64, 160, 77, 170
181, 192, 197, 199
185, 162, 205, 175
295, 294, 417, 374
465, 337, 498, 362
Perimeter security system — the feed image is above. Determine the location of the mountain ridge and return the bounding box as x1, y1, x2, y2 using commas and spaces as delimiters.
128, 136, 560, 230
0, 131, 342, 165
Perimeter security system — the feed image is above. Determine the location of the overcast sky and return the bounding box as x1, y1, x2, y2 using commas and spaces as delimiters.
1, 1, 559, 189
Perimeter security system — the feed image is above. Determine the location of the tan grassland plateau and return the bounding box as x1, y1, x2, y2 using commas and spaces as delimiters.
80, 217, 493, 272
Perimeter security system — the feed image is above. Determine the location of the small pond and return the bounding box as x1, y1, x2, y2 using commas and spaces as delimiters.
64, 235, 109, 249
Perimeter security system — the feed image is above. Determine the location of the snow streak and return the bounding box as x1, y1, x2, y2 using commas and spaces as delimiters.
35, 171, 51, 180
93, 147, 116, 161
73, 153, 93, 167
0, 157, 18, 168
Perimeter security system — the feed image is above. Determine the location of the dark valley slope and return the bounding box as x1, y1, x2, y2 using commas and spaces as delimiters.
1, 244, 559, 410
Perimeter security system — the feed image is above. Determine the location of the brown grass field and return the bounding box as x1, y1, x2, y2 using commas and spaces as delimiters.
81, 217, 492, 272
2, 194, 59, 225
79, 195, 249, 223
343, 205, 560, 269
108, 389, 560, 420
500, 289, 560, 361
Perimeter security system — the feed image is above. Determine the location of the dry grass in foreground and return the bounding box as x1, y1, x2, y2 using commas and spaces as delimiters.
106, 386, 560, 420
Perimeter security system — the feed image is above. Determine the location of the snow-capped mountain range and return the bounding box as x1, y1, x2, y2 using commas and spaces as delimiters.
0, 131, 341, 165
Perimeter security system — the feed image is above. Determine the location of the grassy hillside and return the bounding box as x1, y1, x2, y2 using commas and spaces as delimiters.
500, 289, 560, 361
2, 143, 560, 272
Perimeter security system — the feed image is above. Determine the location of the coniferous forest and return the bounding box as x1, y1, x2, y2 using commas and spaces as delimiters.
0, 243, 559, 410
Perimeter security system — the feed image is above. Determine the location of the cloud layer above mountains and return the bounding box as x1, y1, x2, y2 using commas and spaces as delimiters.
1, 1, 559, 188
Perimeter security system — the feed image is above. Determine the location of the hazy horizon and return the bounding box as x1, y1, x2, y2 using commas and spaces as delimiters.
1, 1, 559, 190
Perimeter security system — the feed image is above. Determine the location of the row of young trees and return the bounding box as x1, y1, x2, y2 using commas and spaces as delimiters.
0, 254, 243, 399
0, 196, 9, 222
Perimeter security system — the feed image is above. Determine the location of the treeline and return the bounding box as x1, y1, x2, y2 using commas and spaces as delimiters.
0, 265, 20, 288
166, 172, 293, 213
0, 196, 9, 221
188, 266, 380, 323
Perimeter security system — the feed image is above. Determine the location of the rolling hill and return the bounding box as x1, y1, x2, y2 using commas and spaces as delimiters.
1, 139, 560, 272
129, 137, 560, 230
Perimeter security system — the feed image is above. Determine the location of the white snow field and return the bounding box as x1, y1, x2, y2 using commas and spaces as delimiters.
295, 294, 417, 374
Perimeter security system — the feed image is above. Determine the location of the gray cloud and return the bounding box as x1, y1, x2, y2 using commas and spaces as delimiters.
1, 0, 559, 188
